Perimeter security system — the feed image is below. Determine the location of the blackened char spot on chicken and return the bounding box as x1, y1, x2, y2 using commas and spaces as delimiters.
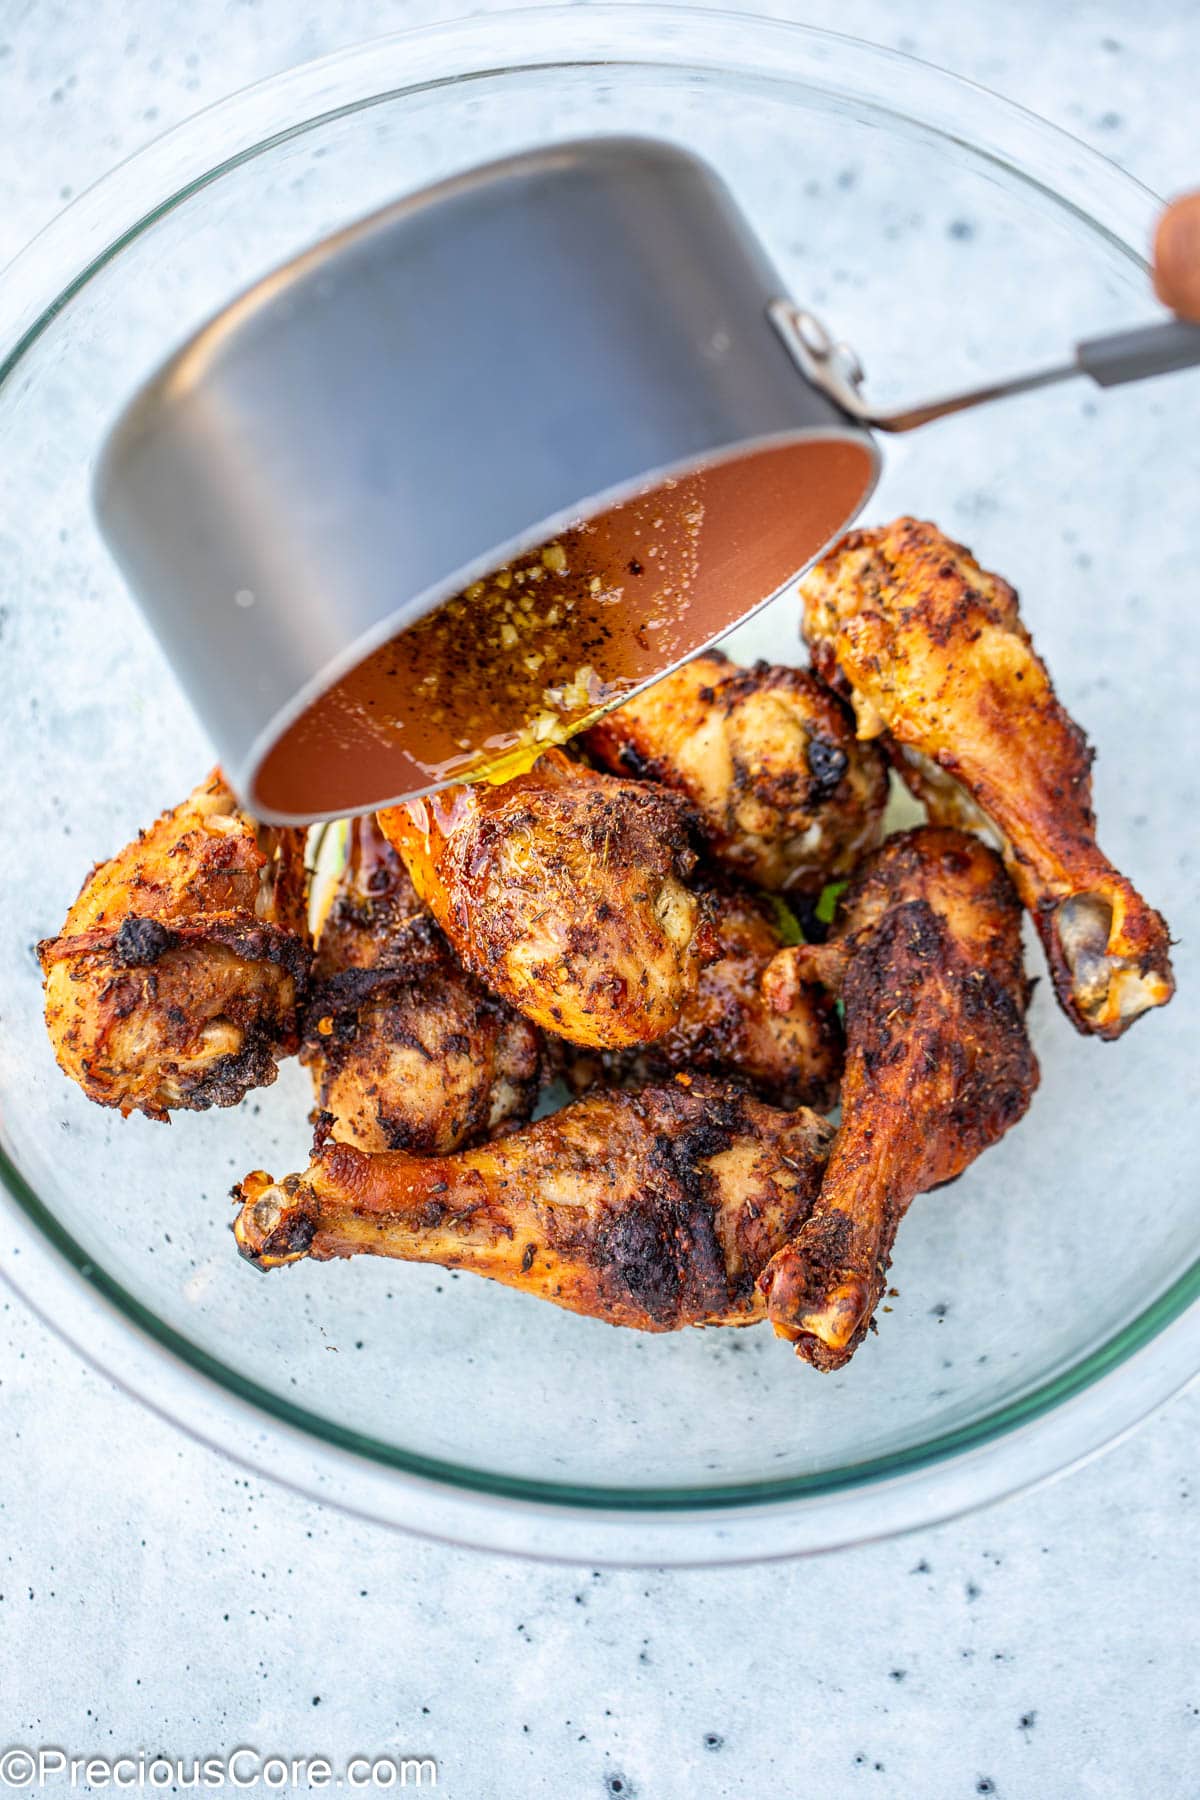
115, 915, 175, 966
805, 734, 849, 799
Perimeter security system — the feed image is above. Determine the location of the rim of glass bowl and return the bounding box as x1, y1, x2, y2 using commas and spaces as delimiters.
2, 6, 1197, 1563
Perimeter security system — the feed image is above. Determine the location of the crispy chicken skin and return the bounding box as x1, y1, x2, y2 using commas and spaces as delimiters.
378, 749, 709, 1050
555, 875, 842, 1111
311, 812, 422, 979
800, 518, 1174, 1038
234, 1077, 835, 1332
38, 771, 310, 1121
760, 828, 1038, 1369
303, 818, 543, 1154
584, 652, 888, 893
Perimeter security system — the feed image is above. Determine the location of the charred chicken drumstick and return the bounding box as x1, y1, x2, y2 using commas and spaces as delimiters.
760, 827, 1039, 1369
310, 808, 423, 977
234, 1077, 834, 1333
39, 771, 310, 1120
800, 518, 1174, 1038
555, 872, 842, 1111
303, 817, 543, 1154
378, 749, 709, 1049
584, 651, 888, 893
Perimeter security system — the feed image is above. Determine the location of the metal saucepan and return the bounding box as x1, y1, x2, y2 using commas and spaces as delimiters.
94, 137, 1200, 822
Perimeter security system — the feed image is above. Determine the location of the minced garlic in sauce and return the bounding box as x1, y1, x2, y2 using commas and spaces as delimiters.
318, 496, 705, 788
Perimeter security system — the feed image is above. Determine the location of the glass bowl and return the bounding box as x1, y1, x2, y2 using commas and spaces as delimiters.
1, 7, 1196, 1565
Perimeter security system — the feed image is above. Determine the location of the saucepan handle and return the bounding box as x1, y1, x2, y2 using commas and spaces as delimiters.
770, 305, 1200, 433
1076, 317, 1200, 387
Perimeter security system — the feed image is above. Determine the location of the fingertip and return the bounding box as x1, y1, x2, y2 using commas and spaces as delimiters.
1153, 192, 1200, 322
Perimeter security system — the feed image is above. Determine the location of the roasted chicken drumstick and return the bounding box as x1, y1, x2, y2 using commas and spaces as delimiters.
584, 651, 887, 893
801, 518, 1174, 1038
378, 749, 709, 1049
234, 1077, 834, 1332
310, 809, 423, 977
760, 827, 1039, 1369
39, 771, 310, 1120
303, 817, 543, 1154
555, 873, 842, 1111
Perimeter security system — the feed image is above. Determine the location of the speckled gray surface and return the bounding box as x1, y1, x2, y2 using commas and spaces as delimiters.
1, 1, 1199, 1794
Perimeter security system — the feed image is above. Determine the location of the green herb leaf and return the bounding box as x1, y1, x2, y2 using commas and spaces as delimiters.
765, 893, 804, 946
815, 879, 848, 926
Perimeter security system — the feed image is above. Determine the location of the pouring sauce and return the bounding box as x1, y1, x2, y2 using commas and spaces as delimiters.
251, 437, 873, 818
320, 484, 705, 791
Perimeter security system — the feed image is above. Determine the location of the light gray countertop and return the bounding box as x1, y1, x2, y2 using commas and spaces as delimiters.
1, 2, 1198, 1794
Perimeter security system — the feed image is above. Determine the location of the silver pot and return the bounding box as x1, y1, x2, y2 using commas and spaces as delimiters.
94, 135, 1199, 822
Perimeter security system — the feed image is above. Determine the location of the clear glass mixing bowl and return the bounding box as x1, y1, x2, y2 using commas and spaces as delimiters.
1, 7, 1196, 1564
